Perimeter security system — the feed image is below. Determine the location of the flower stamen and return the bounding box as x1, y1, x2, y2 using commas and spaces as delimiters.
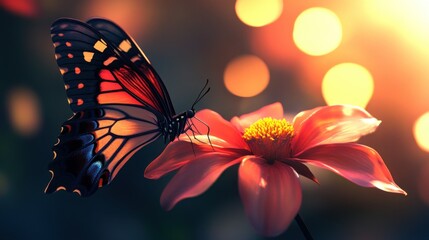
243, 117, 294, 141
243, 117, 294, 162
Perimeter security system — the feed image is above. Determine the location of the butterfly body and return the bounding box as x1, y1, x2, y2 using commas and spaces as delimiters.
161, 110, 196, 142
45, 18, 208, 196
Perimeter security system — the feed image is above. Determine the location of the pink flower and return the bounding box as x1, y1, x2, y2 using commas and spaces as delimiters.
145, 103, 406, 237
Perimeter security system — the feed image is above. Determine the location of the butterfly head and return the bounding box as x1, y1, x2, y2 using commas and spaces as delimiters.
186, 109, 195, 118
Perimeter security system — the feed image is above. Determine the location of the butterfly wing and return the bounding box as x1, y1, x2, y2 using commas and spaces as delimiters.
87, 18, 176, 116
48, 106, 161, 196
46, 18, 169, 196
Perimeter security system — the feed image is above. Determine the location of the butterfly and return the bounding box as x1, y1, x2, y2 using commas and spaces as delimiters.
45, 18, 210, 197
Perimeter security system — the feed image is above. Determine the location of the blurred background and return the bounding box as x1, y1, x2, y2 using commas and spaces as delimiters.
1, 0, 428, 239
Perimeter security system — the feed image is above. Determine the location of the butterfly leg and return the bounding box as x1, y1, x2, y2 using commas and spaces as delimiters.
185, 119, 208, 145
191, 116, 214, 150
183, 130, 197, 156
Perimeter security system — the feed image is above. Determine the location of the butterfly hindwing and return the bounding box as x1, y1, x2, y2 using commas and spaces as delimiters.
46, 105, 161, 196
46, 18, 171, 196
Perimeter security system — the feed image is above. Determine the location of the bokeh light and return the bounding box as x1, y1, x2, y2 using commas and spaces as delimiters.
322, 63, 374, 108
293, 7, 342, 56
224, 55, 270, 97
82, 0, 155, 39
7, 87, 41, 136
1, 1, 428, 239
367, 1, 429, 43
413, 112, 429, 152
235, 0, 283, 27
0, 0, 38, 17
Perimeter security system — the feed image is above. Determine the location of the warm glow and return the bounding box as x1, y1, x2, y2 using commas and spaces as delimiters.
367, 1, 429, 44
7, 88, 41, 136
322, 63, 374, 108
82, 0, 156, 41
224, 55, 270, 97
293, 7, 342, 56
235, 0, 283, 27
0, 0, 38, 17
413, 112, 429, 152
259, 177, 267, 188
370, 180, 407, 195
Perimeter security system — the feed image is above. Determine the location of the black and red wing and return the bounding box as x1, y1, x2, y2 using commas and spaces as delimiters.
46, 106, 161, 196
46, 18, 170, 196
50, 18, 171, 114
87, 18, 176, 116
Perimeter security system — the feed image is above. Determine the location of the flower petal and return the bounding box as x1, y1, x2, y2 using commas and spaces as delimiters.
292, 105, 381, 155
292, 106, 322, 130
145, 141, 214, 179
145, 139, 249, 179
238, 156, 302, 237
297, 143, 406, 195
186, 109, 249, 150
231, 102, 284, 133
160, 153, 245, 210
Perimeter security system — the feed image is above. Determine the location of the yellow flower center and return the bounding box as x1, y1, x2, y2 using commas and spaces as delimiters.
243, 117, 294, 141
243, 117, 294, 162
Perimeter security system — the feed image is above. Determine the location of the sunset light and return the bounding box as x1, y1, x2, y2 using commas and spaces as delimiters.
235, 0, 283, 27
413, 112, 429, 152
293, 7, 342, 56
3, 1, 429, 239
224, 55, 270, 97
322, 63, 374, 108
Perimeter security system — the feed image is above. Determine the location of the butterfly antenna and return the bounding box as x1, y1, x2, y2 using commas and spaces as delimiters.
192, 79, 210, 109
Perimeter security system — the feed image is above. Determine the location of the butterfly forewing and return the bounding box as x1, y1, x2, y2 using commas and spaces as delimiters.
46, 18, 171, 196
87, 18, 175, 116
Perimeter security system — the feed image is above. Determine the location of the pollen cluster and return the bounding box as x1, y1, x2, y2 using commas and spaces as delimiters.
243, 117, 294, 141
